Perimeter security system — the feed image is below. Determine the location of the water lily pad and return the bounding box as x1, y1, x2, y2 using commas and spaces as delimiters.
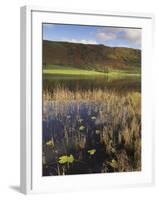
46, 140, 53, 146
67, 155, 74, 163
58, 155, 68, 164
88, 149, 96, 155
58, 155, 75, 164
79, 125, 85, 131
110, 159, 118, 169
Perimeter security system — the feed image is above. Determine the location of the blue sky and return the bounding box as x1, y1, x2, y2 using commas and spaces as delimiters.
43, 23, 141, 49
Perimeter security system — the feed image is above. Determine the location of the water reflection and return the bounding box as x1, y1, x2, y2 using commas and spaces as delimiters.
43, 76, 141, 93
42, 75, 141, 176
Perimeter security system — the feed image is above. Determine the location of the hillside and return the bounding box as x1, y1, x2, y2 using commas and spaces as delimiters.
43, 40, 141, 71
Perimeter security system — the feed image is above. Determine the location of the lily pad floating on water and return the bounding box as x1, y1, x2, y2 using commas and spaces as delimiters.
58, 155, 68, 164
67, 155, 74, 163
79, 125, 85, 131
88, 149, 96, 155
58, 155, 75, 164
46, 140, 54, 147
91, 116, 96, 120
110, 159, 118, 169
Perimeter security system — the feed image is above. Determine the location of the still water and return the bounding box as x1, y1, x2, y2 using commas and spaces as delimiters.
42, 75, 141, 176
43, 75, 141, 93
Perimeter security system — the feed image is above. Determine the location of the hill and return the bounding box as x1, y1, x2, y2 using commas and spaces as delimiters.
43, 40, 141, 72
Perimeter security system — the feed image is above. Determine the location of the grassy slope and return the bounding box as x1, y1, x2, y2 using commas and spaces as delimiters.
44, 65, 104, 76
43, 65, 141, 79
43, 40, 141, 71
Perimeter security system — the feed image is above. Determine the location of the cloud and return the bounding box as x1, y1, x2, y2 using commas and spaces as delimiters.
61, 38, 98, 45
124, 29, 141, 45
96, 27, 118, 41
96, 27, 141, 45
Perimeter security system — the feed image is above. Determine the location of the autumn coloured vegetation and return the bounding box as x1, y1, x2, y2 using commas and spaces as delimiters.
42, 40, 141, 176
43, 87, 141, 175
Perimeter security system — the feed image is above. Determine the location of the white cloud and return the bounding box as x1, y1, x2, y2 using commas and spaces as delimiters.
96, 27, 141, 45
61, 38, 98, 45
124, 29, 141, 44
96, 27, 118, 41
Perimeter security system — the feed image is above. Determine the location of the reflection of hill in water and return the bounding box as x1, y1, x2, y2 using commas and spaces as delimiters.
43, 76, 141, 93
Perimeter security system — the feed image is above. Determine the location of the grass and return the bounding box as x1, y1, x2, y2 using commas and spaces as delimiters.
44, 86, 140, 102
43, 65, 141, 79
43, 87, 141, 176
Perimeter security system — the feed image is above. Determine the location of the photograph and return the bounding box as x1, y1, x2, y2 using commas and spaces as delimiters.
42, 23, 141, 176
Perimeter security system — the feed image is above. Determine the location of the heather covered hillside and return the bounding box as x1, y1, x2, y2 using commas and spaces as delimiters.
43, 40, 141, 72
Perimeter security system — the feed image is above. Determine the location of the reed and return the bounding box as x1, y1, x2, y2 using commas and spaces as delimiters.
43, 87, 141, 175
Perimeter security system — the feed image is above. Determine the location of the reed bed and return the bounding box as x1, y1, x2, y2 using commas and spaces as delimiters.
43, 87, 141, 176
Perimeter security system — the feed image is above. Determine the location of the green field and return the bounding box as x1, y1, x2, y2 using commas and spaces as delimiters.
43, 65, 141, 79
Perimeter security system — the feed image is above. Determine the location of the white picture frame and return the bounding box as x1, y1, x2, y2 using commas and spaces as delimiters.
20, 6, 154, 194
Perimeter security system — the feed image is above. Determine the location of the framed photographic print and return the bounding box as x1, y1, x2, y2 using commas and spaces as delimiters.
20, 6, 154, 194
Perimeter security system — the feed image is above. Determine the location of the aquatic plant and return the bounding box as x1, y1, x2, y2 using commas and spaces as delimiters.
110, 159, 118, 169
58, 155, 74, 164
46, 140, 54, 147
42, 87, 141, 175
79, 125, 85, 131
88, 149, 96, 155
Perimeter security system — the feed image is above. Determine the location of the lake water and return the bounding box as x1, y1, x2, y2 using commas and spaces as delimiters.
42, 75, 141, 176
43, 75, 141, 93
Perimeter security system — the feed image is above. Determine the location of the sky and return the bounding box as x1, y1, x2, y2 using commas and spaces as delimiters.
43, 23, 141, 49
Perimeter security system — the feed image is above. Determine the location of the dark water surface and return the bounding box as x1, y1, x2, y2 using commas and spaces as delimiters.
42, 75, 141, 176
43, 75, 141, 93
